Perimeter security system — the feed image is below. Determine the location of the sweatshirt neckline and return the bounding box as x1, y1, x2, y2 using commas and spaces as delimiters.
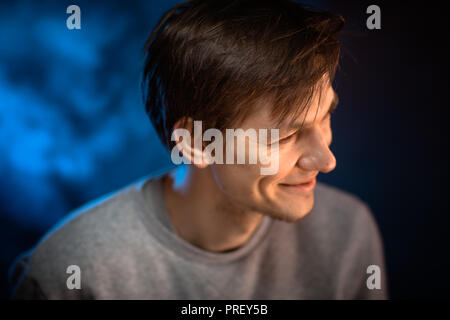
138, 174, 273, 265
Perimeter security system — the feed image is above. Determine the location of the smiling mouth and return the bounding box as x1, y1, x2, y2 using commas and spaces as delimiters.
279, 177, 317, 193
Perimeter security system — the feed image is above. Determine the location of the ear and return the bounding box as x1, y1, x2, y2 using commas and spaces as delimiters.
171, 118, 211, 168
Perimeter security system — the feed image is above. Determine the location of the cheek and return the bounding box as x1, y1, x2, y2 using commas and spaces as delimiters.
273, 145, 301, 178
210, 141, 303, 197
211, 163, 261, 195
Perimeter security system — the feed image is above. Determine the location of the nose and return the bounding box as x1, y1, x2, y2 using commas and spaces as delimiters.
297, 129, 336, 173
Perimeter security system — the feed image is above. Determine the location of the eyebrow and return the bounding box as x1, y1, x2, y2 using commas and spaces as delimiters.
283, 91, 339, 131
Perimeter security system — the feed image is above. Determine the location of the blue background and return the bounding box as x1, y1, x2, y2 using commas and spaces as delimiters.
1, 0, 448, 299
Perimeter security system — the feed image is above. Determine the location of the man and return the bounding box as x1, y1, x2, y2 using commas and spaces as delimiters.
10, 0, 388, 299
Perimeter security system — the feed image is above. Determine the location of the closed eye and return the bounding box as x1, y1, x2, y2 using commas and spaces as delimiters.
278, 131, 298, 143
323, 112, 331, 121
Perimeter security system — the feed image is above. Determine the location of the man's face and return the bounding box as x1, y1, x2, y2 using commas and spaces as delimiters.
209, 80, 338, 222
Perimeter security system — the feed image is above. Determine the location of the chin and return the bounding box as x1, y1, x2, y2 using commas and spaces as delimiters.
265, 198, 315, 222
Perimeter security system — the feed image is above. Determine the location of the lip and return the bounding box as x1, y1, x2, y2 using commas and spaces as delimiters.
279, 177, 317, 193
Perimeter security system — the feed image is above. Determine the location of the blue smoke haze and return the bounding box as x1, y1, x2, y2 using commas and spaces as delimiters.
0, 1, 185, 297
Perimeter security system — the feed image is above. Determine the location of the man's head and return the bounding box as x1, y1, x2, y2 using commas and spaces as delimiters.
142, 0, 344, 221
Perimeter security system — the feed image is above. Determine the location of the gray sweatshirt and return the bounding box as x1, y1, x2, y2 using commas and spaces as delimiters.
9, 173, 388, 299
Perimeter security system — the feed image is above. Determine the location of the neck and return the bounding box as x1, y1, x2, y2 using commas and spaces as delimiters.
162, 165, 263, 253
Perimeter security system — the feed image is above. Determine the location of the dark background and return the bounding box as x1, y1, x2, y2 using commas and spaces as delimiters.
0, 0, 448, 299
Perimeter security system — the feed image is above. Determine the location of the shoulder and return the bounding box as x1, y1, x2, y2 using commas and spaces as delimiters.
32, 177, 150, 259
10, 174, 165, 299
313, 181, 378, 233
311, 182, 388, 299
293, 181, 385, 262
314, 181, 370, 212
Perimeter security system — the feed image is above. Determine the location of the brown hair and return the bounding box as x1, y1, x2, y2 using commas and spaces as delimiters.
142, 0, 344, 149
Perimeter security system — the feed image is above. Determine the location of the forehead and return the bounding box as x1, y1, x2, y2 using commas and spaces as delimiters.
240, 82, 335, 131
